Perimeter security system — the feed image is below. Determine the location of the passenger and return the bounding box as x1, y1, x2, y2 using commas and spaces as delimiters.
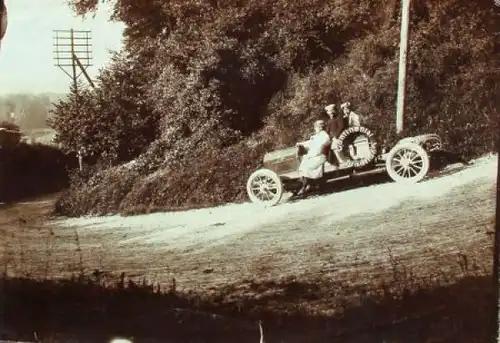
296, 119, 331, 195
340, 102, 361, 127
324, 103, 346, 165
325, 104, 345, 141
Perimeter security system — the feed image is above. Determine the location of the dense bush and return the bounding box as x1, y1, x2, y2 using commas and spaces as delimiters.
48, 56, 161, 164
48, 39, 160, 164
0, 121, 21, 148
0, 143, 72, 203
53, 0, 500, 216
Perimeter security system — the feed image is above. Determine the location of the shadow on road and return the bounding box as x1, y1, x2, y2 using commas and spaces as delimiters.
0, 272, 494, 343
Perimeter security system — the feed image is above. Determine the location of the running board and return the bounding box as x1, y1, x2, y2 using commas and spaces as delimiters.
281, 165, 386, 182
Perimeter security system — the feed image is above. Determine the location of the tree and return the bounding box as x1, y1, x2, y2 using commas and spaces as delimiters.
48, 52, 160, 164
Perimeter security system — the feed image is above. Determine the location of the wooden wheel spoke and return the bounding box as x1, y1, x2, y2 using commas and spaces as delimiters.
394, 165, 405, 174
386, 143, 430, 183
408, 165, 420, 175
247, 169, 284, 206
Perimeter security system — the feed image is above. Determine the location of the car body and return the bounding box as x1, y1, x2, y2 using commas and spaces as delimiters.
246, 125, 443, 206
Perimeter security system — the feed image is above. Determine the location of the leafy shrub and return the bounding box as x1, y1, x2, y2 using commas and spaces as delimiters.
54, 163, 140, 216
48, 54, 161, 164
0, 143, 72, 202
0, 120, 21, 148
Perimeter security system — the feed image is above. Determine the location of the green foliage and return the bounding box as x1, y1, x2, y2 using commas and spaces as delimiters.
55, 0, 500, 216
48, 53, 161, 163
0, 143, 71, 202
0, 120, 21, 148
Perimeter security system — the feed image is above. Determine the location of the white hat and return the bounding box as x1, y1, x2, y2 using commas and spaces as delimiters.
324, 104, 335, 112
340, 102, 351, 109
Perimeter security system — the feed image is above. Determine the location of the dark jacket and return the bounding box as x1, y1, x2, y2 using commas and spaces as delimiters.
327, 116, 345, 139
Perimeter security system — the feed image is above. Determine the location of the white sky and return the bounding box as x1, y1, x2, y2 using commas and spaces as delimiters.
0, 0, 125, 95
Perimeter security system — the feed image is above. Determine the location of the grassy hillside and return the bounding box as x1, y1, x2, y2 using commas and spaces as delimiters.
52, 0, 500, 216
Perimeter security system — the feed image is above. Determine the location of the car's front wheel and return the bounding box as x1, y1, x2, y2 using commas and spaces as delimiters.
246, 168, 284, 206
385, 142, 430, 183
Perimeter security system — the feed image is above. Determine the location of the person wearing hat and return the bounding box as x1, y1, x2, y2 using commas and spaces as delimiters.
340, 102, 361, 127
325, 104, 345, 139
324, 103, 347, 165
296, 119, 331, 195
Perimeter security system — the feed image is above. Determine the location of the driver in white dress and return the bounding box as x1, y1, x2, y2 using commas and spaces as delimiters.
296, 120, 331, 195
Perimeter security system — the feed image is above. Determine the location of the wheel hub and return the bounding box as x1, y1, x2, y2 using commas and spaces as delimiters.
385, 143, 430, 184
401, 158, 411, 168
256, 179, 274, 195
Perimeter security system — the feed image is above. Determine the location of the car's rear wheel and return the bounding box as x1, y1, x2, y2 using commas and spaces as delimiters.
246, 168, 283, 206
385, 142, 430, 183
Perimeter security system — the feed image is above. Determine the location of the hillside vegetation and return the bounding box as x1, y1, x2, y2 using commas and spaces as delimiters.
52, 0, 500, 216
0, 94, 71, 203
0, 142, 71, 203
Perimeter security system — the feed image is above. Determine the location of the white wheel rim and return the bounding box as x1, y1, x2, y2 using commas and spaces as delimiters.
249, 174, 280, 202
390, 148, 425, 179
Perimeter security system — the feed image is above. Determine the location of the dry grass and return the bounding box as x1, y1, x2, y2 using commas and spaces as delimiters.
0, 272, 494, 343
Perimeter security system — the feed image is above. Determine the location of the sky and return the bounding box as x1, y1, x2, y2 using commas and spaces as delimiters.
0, 0, 125, 95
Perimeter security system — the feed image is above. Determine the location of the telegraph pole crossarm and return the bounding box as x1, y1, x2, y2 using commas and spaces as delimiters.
53, 28, 94, 90
52, 28, 95, 171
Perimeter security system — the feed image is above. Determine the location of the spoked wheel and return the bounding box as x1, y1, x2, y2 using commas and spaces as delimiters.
385, 142, 430, 183
246, 168, 284, 206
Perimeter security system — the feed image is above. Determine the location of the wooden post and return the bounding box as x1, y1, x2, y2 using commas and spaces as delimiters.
70, 28, 78, 92
77, 147, 84, 172
495, 135, 500, 340
396, 0, 411, 134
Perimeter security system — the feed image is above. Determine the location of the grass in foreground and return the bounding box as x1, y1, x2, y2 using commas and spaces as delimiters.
0, 267, 495, 343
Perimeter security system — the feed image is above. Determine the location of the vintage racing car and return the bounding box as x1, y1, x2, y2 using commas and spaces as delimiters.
246, 125, 442, 206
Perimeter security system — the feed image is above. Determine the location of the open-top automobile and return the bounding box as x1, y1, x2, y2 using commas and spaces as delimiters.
246, 125, 442, 206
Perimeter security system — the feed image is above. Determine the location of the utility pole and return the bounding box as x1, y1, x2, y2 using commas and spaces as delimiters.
53, 29, 94, 171
53, 29, 95, 91
396, 0, 411, 134
70, 29, 78, 91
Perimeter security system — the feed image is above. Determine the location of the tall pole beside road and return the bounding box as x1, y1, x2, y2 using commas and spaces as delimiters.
396, 0, 411, 134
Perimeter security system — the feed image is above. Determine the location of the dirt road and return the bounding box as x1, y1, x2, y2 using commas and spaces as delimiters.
1, 155, 497, 296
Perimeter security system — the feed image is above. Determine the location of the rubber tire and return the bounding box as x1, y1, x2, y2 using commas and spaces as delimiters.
246, 168, 284, 207
385, 142, 430, 184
